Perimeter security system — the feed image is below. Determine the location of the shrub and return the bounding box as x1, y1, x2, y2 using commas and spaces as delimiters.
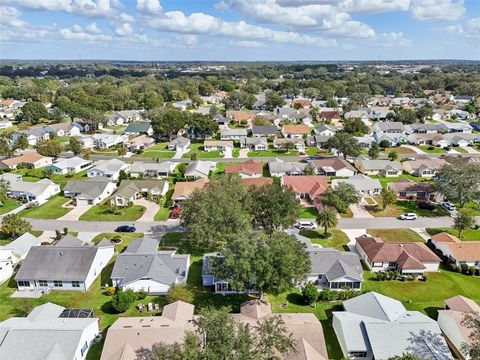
111, 289, 137, 313
461, 264, 469, 274
468, 266, 476, 276
55, 230, 62, 240
318, 288, 338, 302
105, 287, 116, 296
302, 283, 318, 305
421, 275, 428, 282
417, 201, 435, 210
376, 272, 385, 281
136, 289, 148, 300
63, 227, 68, 235
166, 285, 194, 304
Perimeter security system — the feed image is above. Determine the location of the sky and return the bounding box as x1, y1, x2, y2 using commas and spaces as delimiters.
0, 0, 479, 61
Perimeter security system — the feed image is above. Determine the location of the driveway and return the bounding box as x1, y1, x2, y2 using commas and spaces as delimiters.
58, 204, 93, 221
134, 198, 160, 222
238, 148, 249, 158
462, 146, 480, 154
401, 145, 426, 154
224, 147, 233, 158
173, 149, 187, 159
349, 204, 374, 218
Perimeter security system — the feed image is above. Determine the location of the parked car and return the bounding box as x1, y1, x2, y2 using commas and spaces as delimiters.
296, 221, 316, 230
115, 225, 136, 232
399, 213, 417, 220
442, 202, 456, 211
444, 146, 452, 151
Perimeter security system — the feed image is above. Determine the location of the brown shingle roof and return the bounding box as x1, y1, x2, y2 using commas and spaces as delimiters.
1, 152, 48, 166
282, 125, 311, 135
311, 157, 356, 172
172, 178, 209, 200
242, 177, 273, 188
224, 160, 263, 176
444, 295, 480, 313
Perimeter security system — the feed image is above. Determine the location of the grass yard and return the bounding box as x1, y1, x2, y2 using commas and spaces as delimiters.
418, 145, 447, 154
299, 229, 350, 250
92, 232, 144, 253
154, 189, 173, 221
383, 146, 416, 154
370, 174, 423, 188
368, 197, 449, 218
133, 150, 175, 159
181, 143, 224, 159
454, 146, 468, 154
455, 201, 480, 216
298, 207, 319, 218
12, 168, 89, 189
366, 228, 425, 243
80, 202, 145, 221
426, 227, 480, 241
0, 198, 23, 215
20, 195, 71, 219
248, 149, 300, 158
338, 207, 353, 218
49, 136, 71, 145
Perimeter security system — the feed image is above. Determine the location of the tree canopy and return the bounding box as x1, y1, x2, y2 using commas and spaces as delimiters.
325, 132, 362, 159
434, 162, 480, 208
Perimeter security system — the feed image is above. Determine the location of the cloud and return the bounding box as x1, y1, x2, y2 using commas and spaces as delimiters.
14, 0, 123, 18
337, 0, 410, 13
410, 0, 465, 21
0, 6, 28, 28
234, 40, 266, 48
136, 0, 162, 15
115, 22, 133, 37
376, 32, 412, 47
145, 10, 336, 46
172, 34, 199, 46
447, 17, 480, 39
216, 0, 376, 38
85, 22, 101, 34
60, 23, 112, 41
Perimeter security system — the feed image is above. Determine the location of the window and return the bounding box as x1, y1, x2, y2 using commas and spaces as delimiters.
349, 351, 367, 358
53, 280, 63, 287
38, 280, 48, 287
18, 281, 30, 287
72, 281, 81, 288
80, 341, 88, 356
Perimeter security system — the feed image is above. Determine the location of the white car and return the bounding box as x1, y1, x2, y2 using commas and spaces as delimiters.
296, 221, 316, 230
442, 202, 456, 211
399, 213, 417, 220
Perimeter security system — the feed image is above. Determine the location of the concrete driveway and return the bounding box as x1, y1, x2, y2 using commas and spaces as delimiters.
58, 204, 93, 221
462, 146, 479, 154
401, 145, 426, 154
349, 204, 374, 218
134, 198, 160, 222
239, 148, 249, 158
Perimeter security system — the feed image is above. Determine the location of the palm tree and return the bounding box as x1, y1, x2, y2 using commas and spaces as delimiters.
316, 207, 338, 236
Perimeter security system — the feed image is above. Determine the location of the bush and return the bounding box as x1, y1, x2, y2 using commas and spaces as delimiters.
468, 266, 476, 276
417, 201, 435, 210
105, 287, 116, 296
302, 283, 318, 305
421, 275, 428, 282
136, 289, 148, 300
166, 285, 194, 304
461, 264, 469, 274
111, 289, 137, 313
318, 288, 338, 302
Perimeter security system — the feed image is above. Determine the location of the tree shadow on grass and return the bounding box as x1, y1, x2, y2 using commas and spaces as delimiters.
100, 300, 118, 315
286, 292, 304, 306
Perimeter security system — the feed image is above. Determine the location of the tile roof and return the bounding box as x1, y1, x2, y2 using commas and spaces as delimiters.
431, 233, 480, 261
224, 159, 263, 175
444, 295, 480, 313
241, 177, 273, 187
282, 124, 311, 134
282, 175, 328, 198
172, 178, 209, 200
0, 152, 49, 166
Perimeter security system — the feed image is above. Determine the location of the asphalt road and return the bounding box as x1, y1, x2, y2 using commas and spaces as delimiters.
26, 216, 478, 232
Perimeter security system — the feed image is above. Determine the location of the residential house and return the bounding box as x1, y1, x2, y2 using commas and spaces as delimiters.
252, 125, 277, 137
0, 152, 52, 170
268, 159, 307, 177
111, 237, 190, 295
124, 122, 154, 136
6, 176, 60, 204
12, 127, 50, 146
333, 292, 453, 360
64, 177, 117, 206
273, 137, 305, 152
220, 128, 248, 140
309, 157, 357, 177
402, 157, 448, 177
172, 100, 192, 111
406, 123, 448, 134
168, 136, 190, 151
87, 159, 129, 180
240, 136, 268, 151
43, 122, 81, 137
443, 132, 478, 146
0, 302, 100, 360
0, 119, 13, 128
373, 132, 408, 146
356, 235, 441, 274
354, 158, 402, 177
281, 124, 311, 138
90, 134, 127, 149
372, 121, 405, 134
306, 248, 363, 290
430, 233, 480, 271
224, 159, 263, 178
79, 136, 95, 149
0, 98, 23, 109
387, 179, 442, 202
437, 296, 480, 360
0, 233, 41, 284
368, 107, 391, 121
15, 235, 114, 292
213, 114, 230, 127
203, 140, 233, 152
313, 124, 337, 137
129, 161, 178, 178
110, 180, 169, 207
100, 301, 196, 360
444, 155, 480, 166
318, 111, 340, 122
407, 133, 449, 147
281, 175, 328, 202
344, 110, 370, 123
125, 134, 155, 152
46, 156, 93, 175
184, 160, 216, 178
171, 178, 209, 202
106, 110, 142, 126
273, 107, 296, 118
355, 135, 375, 148
241, 177, 273, 188
445, 109, 472, 121
293, 98, 311, 108
226, 111, 256, 126
332, 174, 382, 197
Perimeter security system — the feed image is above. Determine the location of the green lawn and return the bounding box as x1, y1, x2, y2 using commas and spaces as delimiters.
426, 227, 480, 241
418, 145, 447, 154
80, 202, 146, 221
248, 148, 299, 158
49, 136, 71, 144
368, 198, 449, 218
20, 195, 71, 219
453, 146, 468, 154
91, 232, 144, 253
370, 174, 423, 188
181, 143, 224, 159
0, 198, 23, 215
133, 150, 175, 159
299, 229, 350, 250
298, 207, 319, 218
154, 189, 173, 221
367, 229, 425, 243
455, 201, 480, 216
12, 168, 89, 189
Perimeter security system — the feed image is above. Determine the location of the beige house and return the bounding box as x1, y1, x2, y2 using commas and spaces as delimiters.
203, 140, 233, 151
0, 152, 52, 170
354, 159, 402, 177
402, 157, 448, 177
110, 180, 169, 207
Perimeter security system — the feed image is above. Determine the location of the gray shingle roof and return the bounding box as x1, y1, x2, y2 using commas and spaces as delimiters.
251, 126, 277, 136
64, 177, 114, 199
307, 248, 363, 282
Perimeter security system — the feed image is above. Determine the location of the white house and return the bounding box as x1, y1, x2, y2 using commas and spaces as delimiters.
87, 159, 129, 181
0, 120, 13, 129
0, 302, 100, 360
220, 128, 248, 140
332, 174, 382, 197
64, 177, 117, 206
106, 110, 142, 126
333, 292, 453, 360
0, 233, 41, 284
46, 156, 93, 175
89, 134, 127, 149
184, 160, 216, 178
129, 161, 178, 178
111, 237, 190, 295
15, 235, 114, 292
43, 122, 81, 137
6, 176, 60, 204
